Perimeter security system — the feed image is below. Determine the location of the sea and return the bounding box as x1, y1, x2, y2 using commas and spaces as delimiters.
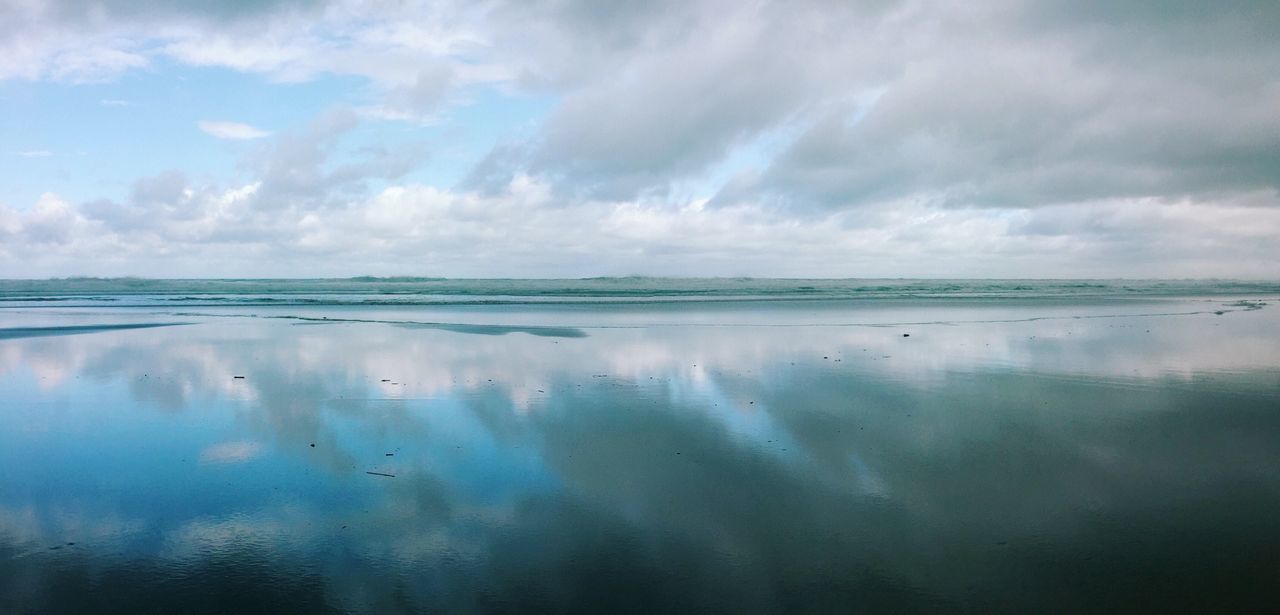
1, 278, 1278, 612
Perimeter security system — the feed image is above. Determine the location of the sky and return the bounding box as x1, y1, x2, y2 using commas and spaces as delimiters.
0, 0, 1277, 278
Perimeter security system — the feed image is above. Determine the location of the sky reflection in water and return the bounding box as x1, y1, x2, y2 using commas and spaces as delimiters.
2, 300, 1279, 612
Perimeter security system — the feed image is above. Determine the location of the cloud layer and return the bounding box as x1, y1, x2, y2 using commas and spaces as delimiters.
0, 0, 1277, 276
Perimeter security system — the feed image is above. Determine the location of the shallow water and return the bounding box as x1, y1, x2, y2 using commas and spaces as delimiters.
2, 292, 1279, 612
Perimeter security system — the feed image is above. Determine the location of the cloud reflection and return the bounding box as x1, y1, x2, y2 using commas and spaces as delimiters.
1, 304, 1279, 610
198, 441, 265, 465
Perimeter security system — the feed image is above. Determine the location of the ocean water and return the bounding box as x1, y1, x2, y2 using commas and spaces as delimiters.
2, 277, 1279, 306
1, 279, 1279, 612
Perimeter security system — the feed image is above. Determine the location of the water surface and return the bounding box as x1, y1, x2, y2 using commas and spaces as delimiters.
2, 281, 1279, 612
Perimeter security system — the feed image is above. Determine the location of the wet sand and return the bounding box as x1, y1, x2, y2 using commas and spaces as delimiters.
1, 297, 1278, 612
0, 322, 187, 340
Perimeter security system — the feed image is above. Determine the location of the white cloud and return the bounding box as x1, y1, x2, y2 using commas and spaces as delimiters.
2, 173, 1279, 278
16, 150, 53, 157
197, 120, 271, 140
0, 0, 1277, 276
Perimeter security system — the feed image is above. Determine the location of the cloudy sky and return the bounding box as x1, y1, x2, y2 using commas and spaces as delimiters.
1, 0, 1277, 278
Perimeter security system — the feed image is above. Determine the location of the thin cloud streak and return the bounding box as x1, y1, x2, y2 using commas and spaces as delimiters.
197, 120, 272, 140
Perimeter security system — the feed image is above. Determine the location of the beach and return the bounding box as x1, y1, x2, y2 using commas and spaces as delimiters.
1, 280, 1279, 612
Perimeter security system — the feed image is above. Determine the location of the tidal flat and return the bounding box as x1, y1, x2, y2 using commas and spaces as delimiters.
1, 285, 1279, 613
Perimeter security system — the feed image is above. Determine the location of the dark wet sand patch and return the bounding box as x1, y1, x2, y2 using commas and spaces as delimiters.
0, 322, 188, 340
393, 322, 588, 338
